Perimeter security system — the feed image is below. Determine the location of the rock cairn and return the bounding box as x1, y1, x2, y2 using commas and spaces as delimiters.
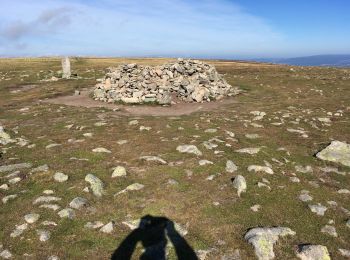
93, 59, 240, 104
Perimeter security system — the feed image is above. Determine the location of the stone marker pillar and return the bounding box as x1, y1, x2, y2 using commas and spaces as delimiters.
62, 57, 71, 79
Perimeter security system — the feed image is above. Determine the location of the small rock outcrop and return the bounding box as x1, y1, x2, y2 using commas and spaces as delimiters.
93, 59, 240, 104
296, 244, 331, 260
244, 227, 296, 260
316, 140, 350, 167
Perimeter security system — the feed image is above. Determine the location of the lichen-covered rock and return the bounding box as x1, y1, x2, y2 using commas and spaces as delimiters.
316, 140, 350, 167
139, 155, 167, 164
226, 160, 238, 173
296, 244, 330, 260
112, 166, 127, 177
244, 227, 296, 260
69, 197, 89, 209
0, 126, 15, 145
85, 174, 104, 197
176, 145, 202, 156
232, 175, 247, 197
248, 165, 274, 175
58, 208, 75, 219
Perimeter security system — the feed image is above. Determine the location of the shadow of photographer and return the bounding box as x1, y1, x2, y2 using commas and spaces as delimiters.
111, 214, 198, 260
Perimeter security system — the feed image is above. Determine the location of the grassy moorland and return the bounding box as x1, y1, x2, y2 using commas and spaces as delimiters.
0, 58, 349, 259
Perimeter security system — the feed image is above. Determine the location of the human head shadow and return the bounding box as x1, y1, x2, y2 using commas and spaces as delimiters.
111, 214, 198, 260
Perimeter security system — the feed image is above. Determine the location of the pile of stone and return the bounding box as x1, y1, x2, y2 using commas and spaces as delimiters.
93, 59, 240, 104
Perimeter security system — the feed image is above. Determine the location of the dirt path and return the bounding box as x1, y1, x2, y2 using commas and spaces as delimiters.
44, 89, 237, 116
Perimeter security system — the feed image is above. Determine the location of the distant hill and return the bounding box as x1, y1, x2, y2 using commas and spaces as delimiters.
260, 54, 350, 67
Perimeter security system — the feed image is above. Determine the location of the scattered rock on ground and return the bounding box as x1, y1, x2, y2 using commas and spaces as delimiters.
296, 244, 330, 260
69, 197, 89, 209
244, 227, 295, 260
316, 140, 350, 167
232, 175, 246, 197
53, 172, 68, 182
58, 208, 75, 219
308, 204, 327, 216
248, 165, 274, 175
226, 160, 238, 173
176, 145, 202, 156
111, 166, 127, 177
85, 174, 104, 197
24, 213, 40, 224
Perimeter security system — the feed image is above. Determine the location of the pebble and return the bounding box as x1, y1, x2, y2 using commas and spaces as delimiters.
100, 222, 114, 233
69, 197, 89, 209
248, 165, 273, 175
92, 147, 111, 153
85, 221, 104, 229
226, 160, 238, 173
308, 203, 327, 216
24, 213, 40, 224
85, 174, 104, 197
2, 194, 18, 204
139, 155, 167, 165
39, 204, 60, 211
321, 225, 337, 237
116, 183, 144, 195
339, 249, 350, 257
0, 249, 12, 259
112, 166, 127, 177
295, 165, 313, 173
10, 223, 28, 238
296, 244, 330, 260
235, 147, 261, 155
176, 145, 202, 156
250, 204, 261, 212
232, 175, 246, 197
53, 172, 68, 182
37, 230, 50, 241
199, 160, 213, 166
58, 208, 75, 219
33, 196, 61, 205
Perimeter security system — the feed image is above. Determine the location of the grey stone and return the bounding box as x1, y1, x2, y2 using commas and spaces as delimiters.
116, 183, 144, 195
0, 249, 12, 259
226, 160, 238, 173
2, 194, 18, 204
0, 163, 32, 173
321, 225, 337, 237
53, 172, 68, 182
69, 197, 89, 209
85, 174, 104, 197
10, 223, 28, 238
37, 230, 50, 241
140, 155, 167, 164
232, 175, 246, 197
248, 165, 273, 175
85, 221, 104, 229
0, 126, 15, 145
58, 208, 75, 219
92, 147, 111, 153
112, 166, 127, 177
308, 204, 327, 216
235, 147, 261, 155
244, 227, 295, 260
100, 222, 114, 233
316, 141, 350, 167
24, 213, 40, 224
296, 244, 330, 260
176, 145, 202, 156
339, 249, 350, 258
33, 196, 61, 205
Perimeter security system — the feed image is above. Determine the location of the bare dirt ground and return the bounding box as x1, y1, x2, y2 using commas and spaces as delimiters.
45, 89, 238, 116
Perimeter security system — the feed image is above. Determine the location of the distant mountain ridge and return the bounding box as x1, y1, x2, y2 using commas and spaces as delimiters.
258, 54, 350, 67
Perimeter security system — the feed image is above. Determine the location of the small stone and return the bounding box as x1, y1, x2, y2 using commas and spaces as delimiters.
58, 208, 75, 219
308, 204, 327, 216
0, 163, 32, 173
226, 160, 238, 173
338, 189, 350, 194
43, 190, 54, 195
176, 145, 202, 156
10, 223, 28, 237
232, 175, 247, 197
85, 221, 104, 229
128, 120, 139, 125
33, 196, 61, 205
295, 165, 313, 173
0, 249, 12, 259
199, 160, 213, 166
100, 222, 114, 233
47, 255, 60, 260
235, 147, 261, 155
92, 147, 111, 153
245, 134, 260, 139
45, 143, 61, 149
140, 155, 167, 165
39, 204, 60, 211
321, 225, 337, 237
299, 192, 313, 202
112, 166, 127, 178
248, 165, 273, 175
8, 177, 21, 184
339, 249, 350, 257
116, 183, 144, 195
0, 184, 9, 190
290, 177, 300, 183
251, 204, 261, 212
83, 133, 93, 137
244, 227, 295, 260
37, 230, 50, 241
69, 197, 89, 209
346, 219, 350, 228
53, 172, 68, 182
24, 213, 40, 224
30, 164, 49, 173
2, 194, 18, 204
85, 174, 104, 197
41, 221, 57, 226
296, 244, 330, 260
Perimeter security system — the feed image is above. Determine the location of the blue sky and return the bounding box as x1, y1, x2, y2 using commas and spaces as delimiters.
0, 0, 349, 58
